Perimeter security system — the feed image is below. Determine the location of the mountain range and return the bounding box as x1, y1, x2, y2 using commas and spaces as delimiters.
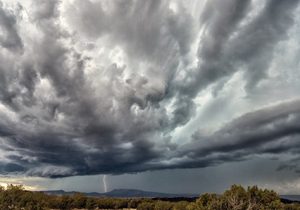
41, 188, 198, 198
40, 189, 300, 203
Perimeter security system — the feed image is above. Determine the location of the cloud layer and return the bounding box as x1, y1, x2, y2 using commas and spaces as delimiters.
0, 0, 299, 177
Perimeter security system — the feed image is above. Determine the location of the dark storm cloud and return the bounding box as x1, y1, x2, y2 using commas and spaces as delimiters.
0, 0, 299, 178
185, 99, 300, 163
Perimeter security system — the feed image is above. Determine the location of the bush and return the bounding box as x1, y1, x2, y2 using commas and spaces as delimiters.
137, 201, 155, 210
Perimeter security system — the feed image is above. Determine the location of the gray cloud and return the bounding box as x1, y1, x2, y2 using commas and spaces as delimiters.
175, 0, 299, 96
0, 0, 299, 178
186, 99, 300, 162
166, 0, 300, 128
0, 2, 23, 52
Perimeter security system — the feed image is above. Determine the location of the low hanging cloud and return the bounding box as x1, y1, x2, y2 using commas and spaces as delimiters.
184, 99, 300, 166
0, 0, 299, 178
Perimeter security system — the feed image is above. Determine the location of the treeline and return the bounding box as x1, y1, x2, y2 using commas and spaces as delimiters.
0, 184, 300, 210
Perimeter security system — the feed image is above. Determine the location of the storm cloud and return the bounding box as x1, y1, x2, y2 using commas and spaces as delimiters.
0, 0, 299, 178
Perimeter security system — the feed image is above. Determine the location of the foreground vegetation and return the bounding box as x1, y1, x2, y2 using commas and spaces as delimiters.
0, 184, 300, 210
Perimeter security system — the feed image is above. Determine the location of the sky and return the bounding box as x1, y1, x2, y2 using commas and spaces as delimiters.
0, 0, 300, 194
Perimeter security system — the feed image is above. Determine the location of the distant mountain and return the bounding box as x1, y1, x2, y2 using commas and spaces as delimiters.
280, 195, 300, 202
40, 188, 198, 198
103, 189, 197, 198
41, 189, 300, 202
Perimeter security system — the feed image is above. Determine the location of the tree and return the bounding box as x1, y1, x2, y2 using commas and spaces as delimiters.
71, 193, 87, 208
196, 193, 222, 210
243, 186, 284, 210
222, 185, 248, 210
85, 197, 97, 210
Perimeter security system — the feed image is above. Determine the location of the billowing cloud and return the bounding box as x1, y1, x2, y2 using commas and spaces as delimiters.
0, 0, 299, 178
184, 99, 300, 167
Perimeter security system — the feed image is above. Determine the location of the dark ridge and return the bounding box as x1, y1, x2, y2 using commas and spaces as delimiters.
40, 188, 198, 198
152, 197, 198, 202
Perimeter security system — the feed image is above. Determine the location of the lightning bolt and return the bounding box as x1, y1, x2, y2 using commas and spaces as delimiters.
102, 175, 107, 193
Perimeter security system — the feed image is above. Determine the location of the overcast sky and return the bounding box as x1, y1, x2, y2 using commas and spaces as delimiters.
0, 0, 300, 194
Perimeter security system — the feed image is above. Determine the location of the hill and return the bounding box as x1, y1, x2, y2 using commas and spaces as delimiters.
41, 188, 198, 198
